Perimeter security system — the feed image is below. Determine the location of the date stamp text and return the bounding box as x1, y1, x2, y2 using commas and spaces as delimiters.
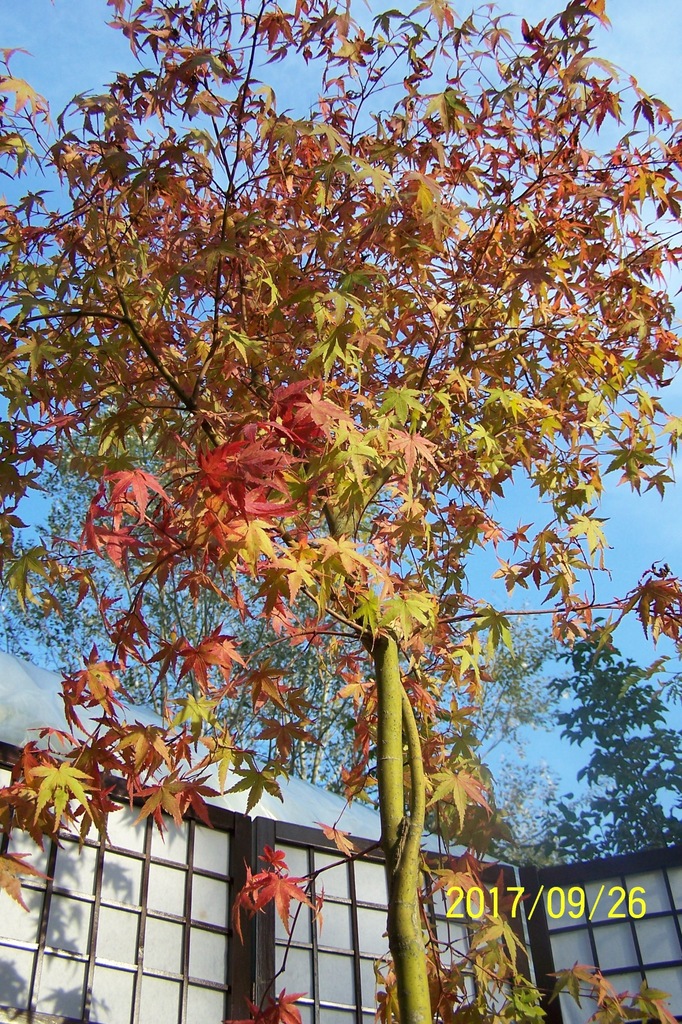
446, 884, 647, 922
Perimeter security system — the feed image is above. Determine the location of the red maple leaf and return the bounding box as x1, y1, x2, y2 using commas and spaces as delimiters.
105, 468, 171, 522
227, 988, 306, 1024
232, 849, 313, 942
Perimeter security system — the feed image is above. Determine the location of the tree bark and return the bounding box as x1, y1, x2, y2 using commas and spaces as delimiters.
373, 634, 431, 1024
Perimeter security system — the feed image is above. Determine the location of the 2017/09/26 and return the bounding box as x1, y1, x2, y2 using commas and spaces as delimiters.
446, 884, 647, 922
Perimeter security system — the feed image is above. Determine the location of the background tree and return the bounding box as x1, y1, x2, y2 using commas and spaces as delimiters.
2, 1, 682, 1022
546, 639, 682, 860
473, 621, 561, 861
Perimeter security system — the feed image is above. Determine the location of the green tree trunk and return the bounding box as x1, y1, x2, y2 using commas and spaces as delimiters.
373, 635, 431, 1023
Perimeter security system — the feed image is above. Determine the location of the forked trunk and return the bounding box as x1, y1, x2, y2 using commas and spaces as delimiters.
373, 635, 431, 1023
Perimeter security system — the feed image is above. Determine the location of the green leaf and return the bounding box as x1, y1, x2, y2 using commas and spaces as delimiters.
5, 547, 51, 610
379, 387, 425, 422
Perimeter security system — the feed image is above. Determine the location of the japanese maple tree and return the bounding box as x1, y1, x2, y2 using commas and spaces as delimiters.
2, 0, 682, 1021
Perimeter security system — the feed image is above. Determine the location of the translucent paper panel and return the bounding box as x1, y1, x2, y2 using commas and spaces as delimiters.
434, 914, 468, 951
635, 914, 681, 963
275, 900, 311, 943
101, 851, 143, 905
318, 952, 354, 1005
91, 965, 135, 1024
667, 866, 682, 909
276, 945, 312, 992
151, 819, 188, 864
97, 907, 139, 964
356, 907, 388, 956
188, 927, 228, 984
53, 842, 97, 895
0, 885, 43, 941
360, 956, 378, 1010
193, 824, 229, 874
144, 917, 184, 974
626, 871, 670, 914
46, 894, 92, 954
319, 901, 352, 950
593, 923, 637, 971
36, 954, 86, 1018
354, 860, 387, 906
107, 805, 147, 853
315, 852, 350, 899
550, 927, 594, 971
191, 874, 229, 928
138, 975, 181, 1024
279, 844, 309, 877
186, 984, 227, 1021
645, 968, 682, 1014
147, 863, 186, 917
0, 945, 33, 1008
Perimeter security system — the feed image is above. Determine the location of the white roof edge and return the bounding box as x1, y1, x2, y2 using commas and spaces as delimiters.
0, 650, 382, 840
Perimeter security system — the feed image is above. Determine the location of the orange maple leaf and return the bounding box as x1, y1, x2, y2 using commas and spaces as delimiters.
0, 852, 49, 911
315, 821, 357, 857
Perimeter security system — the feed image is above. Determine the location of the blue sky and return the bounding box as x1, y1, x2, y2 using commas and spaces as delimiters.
2, 1, 681, 800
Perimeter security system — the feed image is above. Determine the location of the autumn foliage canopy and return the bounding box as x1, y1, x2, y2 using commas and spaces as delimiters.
1, 0, 682, 1020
